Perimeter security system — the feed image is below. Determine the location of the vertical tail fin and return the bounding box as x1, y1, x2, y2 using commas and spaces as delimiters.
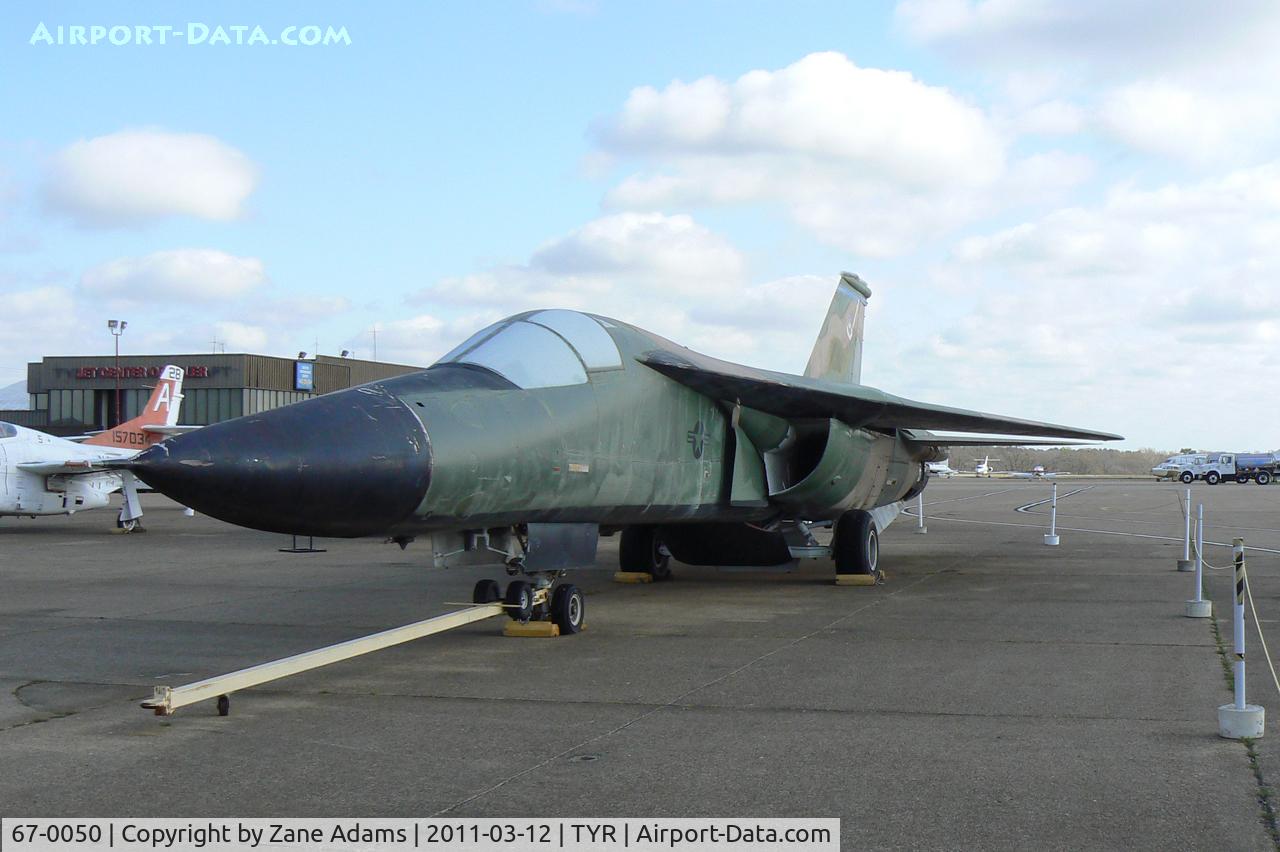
85, 365, 185, 449
804, 271, 869, 385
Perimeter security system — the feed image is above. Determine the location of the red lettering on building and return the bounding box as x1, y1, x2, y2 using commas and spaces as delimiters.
72, 365, 211, 380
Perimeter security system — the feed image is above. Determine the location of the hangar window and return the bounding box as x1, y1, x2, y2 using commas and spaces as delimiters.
0, 422, 16, 438
527, 310, 623, 369
442, 320, 589, 389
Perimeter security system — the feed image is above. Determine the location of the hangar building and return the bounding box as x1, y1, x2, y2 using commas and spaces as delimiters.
2, 353, 421, 436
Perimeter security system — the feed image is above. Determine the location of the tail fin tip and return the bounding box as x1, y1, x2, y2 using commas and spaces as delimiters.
803, 272, 870, 385
840, 271, 872, 299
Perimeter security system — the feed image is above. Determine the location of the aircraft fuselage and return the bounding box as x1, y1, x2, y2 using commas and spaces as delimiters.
126, 318, 927, 538
0, 424, 129, 517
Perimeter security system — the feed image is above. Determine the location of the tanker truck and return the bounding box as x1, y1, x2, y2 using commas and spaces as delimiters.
1154, 452, 1280, 485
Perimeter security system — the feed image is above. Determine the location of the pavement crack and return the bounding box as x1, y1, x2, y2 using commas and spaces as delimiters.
2, 680, 74, 733
12, 679, 43, 711
1210, 606, 1277, 848
0, 679, 154, 736
428, 569, 941, 816
250, 687, 1209, 724
1245, 739, 1280, 850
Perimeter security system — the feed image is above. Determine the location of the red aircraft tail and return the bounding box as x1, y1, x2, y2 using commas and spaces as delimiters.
85, 365, 185, 450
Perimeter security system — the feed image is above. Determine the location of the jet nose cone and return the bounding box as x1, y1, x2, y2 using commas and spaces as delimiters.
131, 384, 431, 536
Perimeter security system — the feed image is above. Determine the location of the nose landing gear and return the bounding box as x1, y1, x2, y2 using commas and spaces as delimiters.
473, 574, 585, 637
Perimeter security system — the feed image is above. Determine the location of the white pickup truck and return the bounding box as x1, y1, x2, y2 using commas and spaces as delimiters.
1152, 454, 1206, 482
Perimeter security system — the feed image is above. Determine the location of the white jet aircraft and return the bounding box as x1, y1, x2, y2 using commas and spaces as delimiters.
0, 366, 189, 530
973, 455, 999, 477
926, 460, 958, 477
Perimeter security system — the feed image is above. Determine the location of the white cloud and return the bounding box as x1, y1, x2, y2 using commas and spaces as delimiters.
1004, 99, 1085, 136
956, 164, 1280, 278
359, 312, 502, 368
423, 212, 746, 307
44, 129, 258, 227
408, 212, 840, 371
0, 167, 39, 253
595, 52, 1016, 256
531, 212, 744, 285
214, 321, 269, 352
894, 0, 1280, 73
0, 285, 84, 376
896, 2, 1280, 169
80, 249, 267, 303
602, 52, 1004, 186
1099, 81, 1280, 165
882, 162, 1280, 447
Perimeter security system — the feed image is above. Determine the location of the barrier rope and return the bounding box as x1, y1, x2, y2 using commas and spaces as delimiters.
1177, 493, 1280, 567
1193, 539, 1237, 571
1244, 572, 1280, 702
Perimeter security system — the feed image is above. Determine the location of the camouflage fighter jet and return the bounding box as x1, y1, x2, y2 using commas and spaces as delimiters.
122, 273, 1119, 632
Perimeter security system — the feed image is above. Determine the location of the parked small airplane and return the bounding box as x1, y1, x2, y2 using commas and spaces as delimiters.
120, 273, 1119, 631
0, 366, 189, 530
974, 455, 999, 477
1005, 464, 1066, 479
926, 460, 958, 478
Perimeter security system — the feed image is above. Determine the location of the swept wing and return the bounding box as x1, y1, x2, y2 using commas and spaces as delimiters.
638, 349, 1120, 442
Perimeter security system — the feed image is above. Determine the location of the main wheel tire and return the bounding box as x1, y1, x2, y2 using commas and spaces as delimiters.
1206, 471, 1220, 485
1179, 471, 1194, 484
504, 580, 533, 622
833, 510, 879, 576
1259, 471, 1272, 486
551, 584, 585, 634
620, 525, 672, 581
472, 579, 501, 604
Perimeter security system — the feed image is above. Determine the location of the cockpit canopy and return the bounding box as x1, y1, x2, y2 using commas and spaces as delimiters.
0, 422, 16, 439
436, 310, 623, 389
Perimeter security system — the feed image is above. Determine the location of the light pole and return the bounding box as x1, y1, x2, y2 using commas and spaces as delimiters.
107, 319, 127, 427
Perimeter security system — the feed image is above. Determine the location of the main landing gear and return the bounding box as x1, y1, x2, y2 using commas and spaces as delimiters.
833, 509, 880, 585
618, 525, 672, 581
472, 576, 585, 635
615, 515, 883, 586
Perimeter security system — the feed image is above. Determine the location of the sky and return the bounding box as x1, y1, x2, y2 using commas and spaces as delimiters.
1, 0, 1278, 450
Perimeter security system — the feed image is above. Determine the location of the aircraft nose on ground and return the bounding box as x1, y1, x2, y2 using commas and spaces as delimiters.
129, 384, 432, 537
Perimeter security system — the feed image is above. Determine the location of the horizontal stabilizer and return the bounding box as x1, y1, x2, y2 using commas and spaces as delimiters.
639, 350, 1121, 442
142, 425, 201, 435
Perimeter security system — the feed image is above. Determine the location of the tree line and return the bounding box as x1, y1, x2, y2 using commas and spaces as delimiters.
954, 447, 1175, 476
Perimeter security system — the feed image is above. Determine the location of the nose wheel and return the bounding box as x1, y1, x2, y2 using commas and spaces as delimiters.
550, 584, 585, 634
474, 576, 585, 635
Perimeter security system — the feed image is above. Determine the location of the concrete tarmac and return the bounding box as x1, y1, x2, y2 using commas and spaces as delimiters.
1, 479, 1277, 850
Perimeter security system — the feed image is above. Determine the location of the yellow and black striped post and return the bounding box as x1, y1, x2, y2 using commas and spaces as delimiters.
1232, 537, 1246, 711
1219, 536, 1264, 738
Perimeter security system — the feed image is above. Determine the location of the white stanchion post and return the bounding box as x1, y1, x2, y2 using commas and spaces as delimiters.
1043, 482, 1060, 546
1185, 505, 1210, 617
1177, 487, 1193, 571
915, 492, 927, 534
1219, 537, 1265, 738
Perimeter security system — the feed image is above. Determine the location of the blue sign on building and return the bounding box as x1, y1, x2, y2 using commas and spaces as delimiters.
295, 361, 314, 391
